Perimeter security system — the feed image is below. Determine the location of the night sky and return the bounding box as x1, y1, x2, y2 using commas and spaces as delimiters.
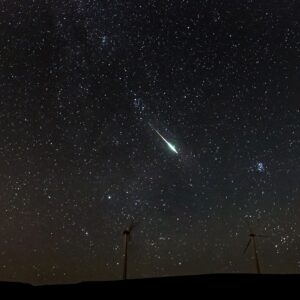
1, 0, 300, 284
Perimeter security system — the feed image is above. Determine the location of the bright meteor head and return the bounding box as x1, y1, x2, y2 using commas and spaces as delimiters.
167, 141, 178, 154
150, 124, 179, 155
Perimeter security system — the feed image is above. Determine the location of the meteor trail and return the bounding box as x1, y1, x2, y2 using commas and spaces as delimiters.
149, 123, 178, 154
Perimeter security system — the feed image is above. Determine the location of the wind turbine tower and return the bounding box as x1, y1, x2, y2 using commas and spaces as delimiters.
243, 227, 268, 274
122, 222, 137, 280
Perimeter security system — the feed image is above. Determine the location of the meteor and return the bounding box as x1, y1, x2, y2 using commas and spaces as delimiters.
149, 123, 178, 154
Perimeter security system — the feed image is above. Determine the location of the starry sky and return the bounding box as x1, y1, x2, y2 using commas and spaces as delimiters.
0, 0, 300, 284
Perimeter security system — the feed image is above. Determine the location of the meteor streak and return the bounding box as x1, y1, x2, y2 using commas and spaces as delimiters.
149, 123, 178, 154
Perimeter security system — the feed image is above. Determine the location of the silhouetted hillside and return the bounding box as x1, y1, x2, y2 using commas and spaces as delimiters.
1, 274, 299, 295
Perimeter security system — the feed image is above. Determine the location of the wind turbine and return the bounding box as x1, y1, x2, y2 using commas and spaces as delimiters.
122, 221, 138, 280
243, 224, 268, 274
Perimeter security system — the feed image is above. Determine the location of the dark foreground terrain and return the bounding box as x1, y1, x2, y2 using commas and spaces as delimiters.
0, 274, 300, 298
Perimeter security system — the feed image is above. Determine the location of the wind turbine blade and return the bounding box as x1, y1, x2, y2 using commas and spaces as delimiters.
243, 238, 252, 255
246, 221, 253, 234
243, 219, 252, 233
128, 222, 134, 232
128, 219, 139, 232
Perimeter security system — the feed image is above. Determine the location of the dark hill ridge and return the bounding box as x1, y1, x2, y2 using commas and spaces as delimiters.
1, 274, 299, 290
